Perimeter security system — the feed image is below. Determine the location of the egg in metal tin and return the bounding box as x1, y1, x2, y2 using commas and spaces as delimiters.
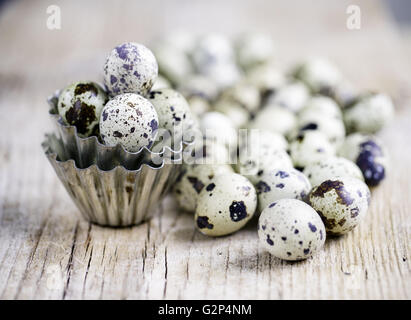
99, 93, 159, 152
57, 81, 108, 137
103, 42, 158, 97
148, 88, 196, 138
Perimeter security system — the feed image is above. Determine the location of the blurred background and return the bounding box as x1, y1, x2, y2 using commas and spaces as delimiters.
0, 0, 410, 97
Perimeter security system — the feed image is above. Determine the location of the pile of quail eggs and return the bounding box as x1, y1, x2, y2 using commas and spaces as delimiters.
56, 33, 394, 262
161, 32, 394, 261
56, 41, 198, 153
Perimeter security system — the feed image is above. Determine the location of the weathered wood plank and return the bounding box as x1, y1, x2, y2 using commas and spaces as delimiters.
0, 0, 410, 300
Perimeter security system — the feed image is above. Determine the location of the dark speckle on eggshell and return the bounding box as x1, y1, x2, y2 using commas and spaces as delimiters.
229, 201, 247, 222
197, 216, 214, 229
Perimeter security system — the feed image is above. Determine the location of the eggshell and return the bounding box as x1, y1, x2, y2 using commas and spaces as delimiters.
103, 42, 158, 97
195, 173, 257, 236
57, 81, 108, 137
258, 199, 326, 261
308, 177, 370, 235
99, 93, 158, 152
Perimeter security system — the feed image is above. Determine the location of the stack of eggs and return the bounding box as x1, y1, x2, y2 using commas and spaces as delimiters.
158, 32, 394, 261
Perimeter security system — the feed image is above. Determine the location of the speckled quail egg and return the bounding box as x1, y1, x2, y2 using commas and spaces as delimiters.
258, 199, 326, 261
299, 96, 343, 121
151, 75, 171, 91
338, 133, 388, 186
265, 81, 310, 113
235, 33, 275, 70
204, 62, 242, 90
236, 147, 293, 184
245, 63, 286, 94
214, 98, 250, 128
148, 88, 195, 138
303, 156, 364, 187
344, 93, 394, 134
153, 43, 192, 86
174, 164, 233, 212
195, 173, 257, 236
248, 105, 297, 137
292, 113, 346, 146
103, 42, 158, 97
178, 75, 219, 102
219, 82, 261, 113
256, 168, 312, 212
325, 79, 359, 108
200, 111, 237, 147
289, 131, 336, 170
238, 129, 288, 152
192, 34, 235, 73
57, 81, 108, 137
99, 93, 158, 152
308, 177, 370, 235
294, 58, 342, 94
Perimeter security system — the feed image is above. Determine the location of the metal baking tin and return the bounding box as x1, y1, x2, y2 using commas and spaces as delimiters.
43, 134, 183, 227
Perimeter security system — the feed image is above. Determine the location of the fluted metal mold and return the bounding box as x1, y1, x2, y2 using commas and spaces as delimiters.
42, 134, 183, 227
48, 90, 190, 171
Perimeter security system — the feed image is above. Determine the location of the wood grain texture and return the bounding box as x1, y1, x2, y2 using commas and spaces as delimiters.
0, 0, 410, 299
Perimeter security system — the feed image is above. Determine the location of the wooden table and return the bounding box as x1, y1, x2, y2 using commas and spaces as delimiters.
0, 0, 410, 299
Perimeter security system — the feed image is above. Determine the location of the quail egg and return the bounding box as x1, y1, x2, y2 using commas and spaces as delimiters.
338, 133, 388, 186
219, 82, 261, 113
238, 129, 288, 152
289, 131, 336, 170
174, 164, 233, 212
235, 33, 275, 70
325, 79, 359, 108
192, 33, 235, 73
103, 42, 158, 97
294, 58, 342, 94
99, 93, 158, 152
303, 157, 364, 187
344, 93, 394, 134
153, 43, 192, 86
308, 177, 370, 235
236, 147, 293, 184
57, 81, 108, 137
214, 98, 250, 128
298, 96, 343, 121
148, 88, 195, 138
258, 199, 326, 261
195, 173, 257, 236
186, 96, 211, 117
292, 113, 346, 146
183, 138, 231, 165
248, 105, 297, 137
265, 81, 310, 113
256, 168, 312, 212
245, 63, 286, 94
200, 111, 237, 147
204, 62, 242, 90
178, 75, 219, 102
151, 75, 171, 91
